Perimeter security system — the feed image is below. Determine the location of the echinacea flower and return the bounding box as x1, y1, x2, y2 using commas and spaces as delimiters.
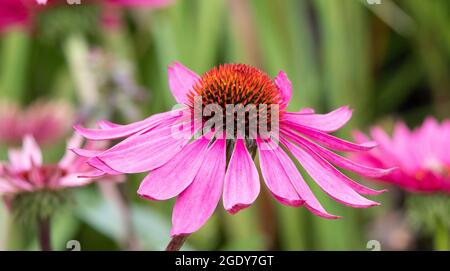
353, 118, 450, 193
0, 0, 32, 32
73, 62, 391, 237
0, 100, 73, 145
0, 0, 173, 32
0, 134, 106, 201
0, 134, 120, 250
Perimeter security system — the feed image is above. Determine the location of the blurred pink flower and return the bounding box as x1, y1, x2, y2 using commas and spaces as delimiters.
106, 0, 173, 7
0, 0, 173, 32
73, 62, 391, 236
0, 100, 73, 145
0, 0, 33, 32
0, 135, 105, 198
353, 118, 450, 193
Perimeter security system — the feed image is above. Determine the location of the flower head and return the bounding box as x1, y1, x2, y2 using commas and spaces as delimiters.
0, 0, 173, 32
0, 0, 32, 32
74, 62, 391, 236
0, 135, 105, 199
0, 100, 73, 145
353, 118, 450, 193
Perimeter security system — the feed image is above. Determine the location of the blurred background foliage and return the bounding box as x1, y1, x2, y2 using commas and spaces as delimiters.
0, 0, 449, 250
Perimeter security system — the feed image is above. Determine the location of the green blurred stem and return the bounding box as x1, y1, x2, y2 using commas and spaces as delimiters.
63, 34, 99, 109
38, 217, 52, 251
166, 235, 188, 251
434, 219, 449, 251
0, 30, 30, 102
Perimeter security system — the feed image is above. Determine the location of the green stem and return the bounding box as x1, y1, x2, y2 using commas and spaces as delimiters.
63, 34, 99, 109
0, 30, 30, 103
434, 218, 449, 251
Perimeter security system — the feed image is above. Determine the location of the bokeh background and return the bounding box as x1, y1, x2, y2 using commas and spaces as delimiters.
0, 0, 449, 250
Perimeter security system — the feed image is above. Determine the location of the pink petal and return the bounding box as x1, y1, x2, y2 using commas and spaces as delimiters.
282, 133, 385, 196
87, 157, 123, 175
71, 148, 104, 158
138, 137, 210, 201
9, 136, 43, 171
299, 108, 315, 114
0, 178, 17, 194
98, 121, 191, 173
78, 168, 107, 178
283, 106, 352, 133
257, 139, 337, 218
282, 129, 394, 179
74, 110, 180, 140
57, 174, 92, 188
282, 137, 379, 208
274, 70, 292, 109
97, 120, 123, 129
256, 140, 303, 206
286, 124, 377, 152
59, 134, 84, 169
170, 139, 226, 236
23, 135, 42, 166
168, 62, 200, 104
223, 139, 260, 214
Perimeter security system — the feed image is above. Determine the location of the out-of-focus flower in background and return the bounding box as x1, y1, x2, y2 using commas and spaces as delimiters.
353, 118, 450, 193
0, 134, 119, 250
353, 118, 450, 250
0, 100, 73, 146
73, 62, 392, 249
0, 0, 173, 32
0, 135, 100, 201
0, 0, 33, 32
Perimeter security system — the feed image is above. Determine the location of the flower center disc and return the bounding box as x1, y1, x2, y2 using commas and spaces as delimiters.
187, 64, 282, 138
188, 64, 281, 108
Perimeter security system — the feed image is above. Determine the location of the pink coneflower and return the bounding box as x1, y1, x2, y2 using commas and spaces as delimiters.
73, 63, 391, 244
0, 100, 73, 146
0, 134, 106, 200
0, 0, 173, 32
353, 118, 450, 193
0, 134, 116, 250
0, 0, 33, 32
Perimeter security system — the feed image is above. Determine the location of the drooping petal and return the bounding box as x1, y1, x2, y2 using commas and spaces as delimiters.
97, 120, 123, 129
0, 178, 17, 194
138, 137, 210, 201
299, 108, 315, 114
87, 157, 123, 175
285, 124, 376, 152
171, 139, 226, 236
283, 106, 352, 133
257, 140, 303, 206
71, 148, 103, 158
274, 71, 292, 109
168, 62, 200, 104
97, 120, 191, 173
223, 139, 260, 214
282, 129, 394, 178
258, 140, 338, 218
74, 110, 181, 140
57, 174, 92, 188
282, 134, 385, 196
282, 137, 379, 208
